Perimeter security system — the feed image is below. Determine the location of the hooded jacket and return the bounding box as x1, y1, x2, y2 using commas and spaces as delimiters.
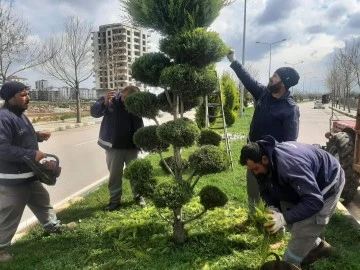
0, 104, 38, 185
90, 92, 144, 150
256, 135, 340, 224
230, 61, 300, 142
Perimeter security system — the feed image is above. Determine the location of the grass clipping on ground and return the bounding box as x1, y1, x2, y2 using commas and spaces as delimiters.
249, 200, 285, 264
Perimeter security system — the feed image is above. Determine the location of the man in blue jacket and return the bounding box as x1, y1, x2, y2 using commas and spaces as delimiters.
239, 135, 345, 267
91, 86, 144, 211
0, 82, 75, 263
227, 50, 300, 225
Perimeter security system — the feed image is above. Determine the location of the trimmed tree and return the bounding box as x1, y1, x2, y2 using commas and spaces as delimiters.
221, 71, 240, 126
120, 0, 233, 243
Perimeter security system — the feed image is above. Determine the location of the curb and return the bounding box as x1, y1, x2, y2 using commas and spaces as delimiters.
330, 107, 356, 119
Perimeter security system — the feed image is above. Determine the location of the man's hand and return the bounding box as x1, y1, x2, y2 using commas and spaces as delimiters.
227, 49, 236, 62
104, 89, 116, 105
35, 151, 46, 162
37, 130, 51, 142
264, 210, 286, 234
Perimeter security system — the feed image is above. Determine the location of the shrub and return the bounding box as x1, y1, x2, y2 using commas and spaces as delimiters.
221, 72, 239, 126
159, 156, 189, 174
152, 182, 193, 210
133, 126, 170, 152
156, 118, 200, 148
159, 28, 229, 68
199, 185, 228, 209
157, 90, 201, 114
189, 145, 229, 175
131, 52, 172, 86
125, 91, 159, 119
121, 0, 224, 36
160, 64, 218, 100
198, 128, 222, 146
124, 159, 157, 197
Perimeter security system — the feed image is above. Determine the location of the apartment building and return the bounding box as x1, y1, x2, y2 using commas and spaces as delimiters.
92, 23, 150, 94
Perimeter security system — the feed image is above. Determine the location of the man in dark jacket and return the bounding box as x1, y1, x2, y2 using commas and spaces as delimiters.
0, 82, 74, 263
91, 85, 144, 211
239, 135, 345, 267
227, 50, 300, 222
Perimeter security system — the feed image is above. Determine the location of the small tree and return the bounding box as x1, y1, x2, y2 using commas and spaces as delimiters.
39, 16, 93, 123
121, 0, 233, 243
221, 71, 239, 126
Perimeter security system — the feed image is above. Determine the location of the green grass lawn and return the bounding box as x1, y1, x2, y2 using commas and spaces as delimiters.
2, 107, 360, 270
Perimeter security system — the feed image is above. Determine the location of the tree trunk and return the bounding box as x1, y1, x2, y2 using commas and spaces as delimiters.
172, 208, 186, 243
76, 90, 81, 123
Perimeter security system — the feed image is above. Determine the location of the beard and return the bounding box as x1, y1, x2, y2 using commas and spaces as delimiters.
254, 162, 271, 182
267, 81, 282, 94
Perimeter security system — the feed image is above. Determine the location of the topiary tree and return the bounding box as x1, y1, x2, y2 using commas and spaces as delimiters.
198, 128, 222, 147
221, 72, 240, 126
121, 0, 233, 243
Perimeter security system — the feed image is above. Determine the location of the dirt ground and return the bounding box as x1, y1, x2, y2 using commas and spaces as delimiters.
26, 102, 92, 123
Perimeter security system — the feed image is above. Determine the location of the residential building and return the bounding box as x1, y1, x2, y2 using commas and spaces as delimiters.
92, 23, 151, 96
35, 79, 49, 91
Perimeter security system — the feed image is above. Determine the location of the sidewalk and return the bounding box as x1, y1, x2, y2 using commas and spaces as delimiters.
331, 106, 357, 119
32, 116, 103, 132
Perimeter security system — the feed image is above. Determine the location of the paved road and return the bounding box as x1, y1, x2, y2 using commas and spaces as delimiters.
297, 101, 360, 223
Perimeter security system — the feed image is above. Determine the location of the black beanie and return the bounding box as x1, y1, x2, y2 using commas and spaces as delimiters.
0, 81, 27, 101
275, 67, 300, 90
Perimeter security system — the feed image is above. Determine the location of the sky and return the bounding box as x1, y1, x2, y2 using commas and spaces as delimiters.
8, 0, 360, 93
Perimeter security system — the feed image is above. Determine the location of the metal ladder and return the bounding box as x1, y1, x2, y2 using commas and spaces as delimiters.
204, 90, 234, 170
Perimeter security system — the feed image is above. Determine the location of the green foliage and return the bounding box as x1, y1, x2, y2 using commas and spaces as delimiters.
189, 145, 229, 175
157, 90, 201, 113
198, 128, 222, 146
131, 52, 172, 86
159, 156, 189, 174
133, 126, 170, 152
160, 64, 218, 100
121, 0, 224, 36
194, 96, 219, 128
221, 72, 239, 126
124, 159, 157, 197
152, 181, 193, 209
159, 28, 229, 68
125, 91, 159, 119
199, 185, 228, 209
156, 118, 200, 148
250, 200, 284, 264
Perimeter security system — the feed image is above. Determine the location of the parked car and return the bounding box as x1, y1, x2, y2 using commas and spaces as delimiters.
314, 100, 325, 109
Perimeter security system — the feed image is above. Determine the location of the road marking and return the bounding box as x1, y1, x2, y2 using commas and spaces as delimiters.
74, 139, 98, 146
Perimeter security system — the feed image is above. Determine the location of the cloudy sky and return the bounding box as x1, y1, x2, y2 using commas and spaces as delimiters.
9, 0, 360, 93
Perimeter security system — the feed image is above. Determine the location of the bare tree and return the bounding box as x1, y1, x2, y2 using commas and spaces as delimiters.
0, 0, 54, 84
39, 16, 93, 123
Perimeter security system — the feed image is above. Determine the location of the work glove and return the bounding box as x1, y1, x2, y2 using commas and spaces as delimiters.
227, 49, 236, 62
267, 205, 281, 213
264, 210, 287, 234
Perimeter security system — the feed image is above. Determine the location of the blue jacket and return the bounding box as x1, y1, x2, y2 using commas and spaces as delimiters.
256, 136, 340, 224
230, 61, 300, 142
90, 92, 144, 150
0, 104, 38, 185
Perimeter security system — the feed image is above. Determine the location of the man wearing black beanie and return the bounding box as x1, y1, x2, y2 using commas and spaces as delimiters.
0, 81, 75, 262
226, 49, 300, 230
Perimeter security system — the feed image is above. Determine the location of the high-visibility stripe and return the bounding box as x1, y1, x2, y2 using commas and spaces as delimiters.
0, 171, 35, 179
321, 165, 340, 196
98, 138, 112, 148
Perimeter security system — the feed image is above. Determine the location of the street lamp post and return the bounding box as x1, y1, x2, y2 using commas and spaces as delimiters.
302, 72, 312, 93
240, 0, 247, 118
256, 38, 286, 78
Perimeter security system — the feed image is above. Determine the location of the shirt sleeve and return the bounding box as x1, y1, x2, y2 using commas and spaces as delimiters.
282, 105, 300, 141
230, 61, 268, 101
0, 118, 36, 162
281, 164, 324, 224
